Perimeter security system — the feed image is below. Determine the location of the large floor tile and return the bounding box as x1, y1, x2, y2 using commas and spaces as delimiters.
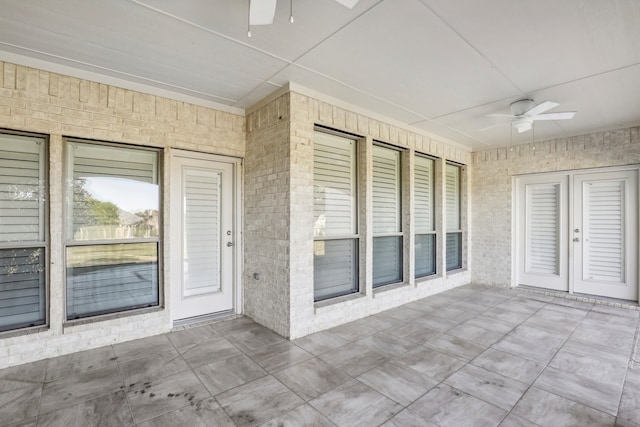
246, 340, 313, 373
118, 348, 190, 386
571, 324, 635, 353
6, 418, 36, 427
534, 366, 623, 415
513, 386, 615, 426
181, 336, 242, 369
325, 321, 377, 343
291, 331, 349, 356
498, 414, 539, 427
381, 306, 424, 322
310, 380, 402, 427
359, 312, 405, 331
424, 333, 486, 362
385, 322, 440, 346
216, 375, 303, 427
471, 348, 544, 384
444, 364, 528, 411
549, 347, 627, 386
274, 357, 351, 401
408, 384, 507, 427
414, 313, 463, 332
447, 322, 504, 346
36, 390, 132, 427
45, 346, 117, 382
211, 316, 260, 336
357, 361, 437, 406
319, 342, 388, 377
560, 338, 630, 367
113, 335, 175, 363
381, 408, 438, 427
356, 331, 418, 358
0, 360, 46, 391
493, 325, 566, 364
136, 397, 235, 427
463, 314, 518, 335
394, 346, 465, 381
126, 369, 211, 424
194, 354, 267, 395
165, 324, 219, 354
0, 383, 42, 425
482, 307, 532, 324
618, 368, 640, 426
40, 366, 122, 414
258, 403, 334, 427
226, 325, 285, 352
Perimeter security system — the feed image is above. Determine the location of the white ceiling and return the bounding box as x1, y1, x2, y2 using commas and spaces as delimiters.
1, 0, 639, 150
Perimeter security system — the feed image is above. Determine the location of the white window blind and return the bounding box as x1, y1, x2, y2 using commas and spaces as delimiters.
525, 183, 560, 275
0, 133, 47, 332
415, 155, 435, 277
584, 180, 624, 282
313, 131, 358, 301
183, 168, 221, 295
373, 145, 402, 286
446, 163, 462, 271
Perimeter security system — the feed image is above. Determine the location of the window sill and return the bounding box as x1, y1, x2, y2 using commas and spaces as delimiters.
314, 292, 366, 313
0, 324, 48, 340
63, 305, 164, 331
415, 273, 441, 286
373, 281, 411, 297
446, 268, 467, 276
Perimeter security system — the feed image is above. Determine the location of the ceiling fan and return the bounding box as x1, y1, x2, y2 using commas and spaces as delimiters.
249, 0, 359, 28
484, 99, 576, 133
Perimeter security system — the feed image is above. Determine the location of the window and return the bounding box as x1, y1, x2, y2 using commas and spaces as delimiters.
313, 131, 359, 301
446, 163, 462, 270
415, 155, 436, 277
372, 144, 402, 287
0, 132, 47, 332
65, 140, 160, 319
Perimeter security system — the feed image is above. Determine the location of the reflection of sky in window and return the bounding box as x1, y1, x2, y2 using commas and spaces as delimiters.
84, 177, 159, 213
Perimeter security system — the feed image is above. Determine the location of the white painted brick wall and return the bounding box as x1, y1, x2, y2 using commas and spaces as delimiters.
0, 62, 245, 369
471, 127, 640, 287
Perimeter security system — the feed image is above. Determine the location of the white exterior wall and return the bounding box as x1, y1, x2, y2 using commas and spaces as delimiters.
0, 62, 245, 369
471, 127, 640, 287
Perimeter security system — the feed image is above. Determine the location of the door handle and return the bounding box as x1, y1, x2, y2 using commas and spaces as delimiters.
573, 237, 580, 242
226, 242, 234, 247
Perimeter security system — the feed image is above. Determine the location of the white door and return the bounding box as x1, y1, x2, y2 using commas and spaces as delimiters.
516, 174, 569, 291
516, 167, 639, 301
573, 170, 638, 300
170, 152, 236, 322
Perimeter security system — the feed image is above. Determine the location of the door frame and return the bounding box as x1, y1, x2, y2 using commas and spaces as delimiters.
169, 149, 243, 322
513, 164, 640, 300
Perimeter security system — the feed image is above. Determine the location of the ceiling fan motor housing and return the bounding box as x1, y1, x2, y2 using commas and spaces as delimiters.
510, 99, 535, 116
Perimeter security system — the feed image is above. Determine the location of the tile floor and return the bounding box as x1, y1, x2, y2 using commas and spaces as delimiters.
1, 284, 640, 427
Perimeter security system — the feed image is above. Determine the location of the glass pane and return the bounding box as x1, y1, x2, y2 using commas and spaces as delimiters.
184, 168, 220, 296
372, 145, 401, 233
66, 243, 159, 319
446, 164, 460, 231
415, 234, 436, 277
0, 134, 46, 242
314, 239, 358, 301
446, 232, 462, 271
414, 156, 434, 233
67, 142, 159, 241
373, 236, 403, 287
0, 247, 46, 331
314, 132, 357, 237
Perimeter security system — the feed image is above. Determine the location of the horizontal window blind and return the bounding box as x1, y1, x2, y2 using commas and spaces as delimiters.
313, 131, 359, 301
372, 146, 401, 234
446, 233, 462, 271
415, 234, 436, 277
525, 183, 560, 275
584, 180, 624, 282
66, 243, 159, 318
69, 142, 157, 183
414, 156, 434, 233
446, 164, 460, 231
0, 134, 45, 242
373, 236, 402, 285
183, 168, 221, 295
313, 132, 356, 237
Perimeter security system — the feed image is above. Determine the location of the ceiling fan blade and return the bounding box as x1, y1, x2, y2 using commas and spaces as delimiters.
531, 112, 577, 121
524, 101, 559, 117
335, 0, 360, 8
516, 123, 532, 133
250, 0, 277, 25
479, 123, 509, 132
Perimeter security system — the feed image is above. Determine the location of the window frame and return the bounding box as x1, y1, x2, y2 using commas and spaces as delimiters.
414, 153, 437, 278
372, 141, 404, 288
0, 129, 49, 334
312, 127, 361, 302
63, 137, 163, 322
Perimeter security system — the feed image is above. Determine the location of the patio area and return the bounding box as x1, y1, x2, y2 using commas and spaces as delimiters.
1, 284, 639, 426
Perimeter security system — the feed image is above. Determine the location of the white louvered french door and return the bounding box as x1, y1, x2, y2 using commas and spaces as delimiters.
170, 152, 236, 322
516, 174, 569, 291
573, 170, 638, 300
516, 168, 638, 301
